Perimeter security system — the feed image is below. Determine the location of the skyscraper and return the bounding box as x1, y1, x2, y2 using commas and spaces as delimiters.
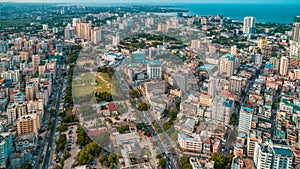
279, 56, 289, 76
91, 27, 102, 44
76, 22, 92, 40
243, 16, 256, 34
229, 76, 243, 94
292, 16, 300, 43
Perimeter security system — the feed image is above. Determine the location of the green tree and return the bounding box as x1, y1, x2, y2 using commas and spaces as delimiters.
180, 156, 192, 169
99, 154, 108, 166
229, 112, 238, 125
20, 163, 32, 169
76, 126, 91, 146
159, 158, 167, 167
138, 102, 149, 111
85, 141, 101, 156
77, 150, 93, 165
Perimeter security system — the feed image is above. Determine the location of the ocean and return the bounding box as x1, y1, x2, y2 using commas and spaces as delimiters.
174, 3, 300, 24
75, 2, 300, 24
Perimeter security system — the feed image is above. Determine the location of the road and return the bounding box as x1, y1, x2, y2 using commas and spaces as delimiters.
42, 60, 66, 169
114, 69, 181, 169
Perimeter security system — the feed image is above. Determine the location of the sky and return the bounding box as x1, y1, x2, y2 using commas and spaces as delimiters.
1, 0, 300, 4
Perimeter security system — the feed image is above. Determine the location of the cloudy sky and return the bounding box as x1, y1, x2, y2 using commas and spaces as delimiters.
1, 0, 300, 4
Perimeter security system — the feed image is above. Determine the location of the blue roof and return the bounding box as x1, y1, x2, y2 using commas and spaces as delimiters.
241, 106, 252, 113
273, 147, 293, 157
223, 100, 233, 107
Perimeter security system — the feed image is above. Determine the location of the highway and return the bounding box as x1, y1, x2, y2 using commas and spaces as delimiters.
42, 60, 66, 169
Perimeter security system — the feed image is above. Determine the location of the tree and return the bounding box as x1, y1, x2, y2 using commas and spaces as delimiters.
85, 141, 101, 156
77, 150, 93, 165
57, 123, 68, 132
169, 109, 178, 120
20, 163, 32, 169
99, 154, 108, 166
180, 156, 192, 169
138, 102, 149, 111
229, 112, 238, 125
118, 125, 129, 134
76, 126, 91, 146
159, 158, 167, 167
129, 90, 139, 98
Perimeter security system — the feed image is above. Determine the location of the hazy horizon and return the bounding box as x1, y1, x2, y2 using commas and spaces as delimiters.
1, 0, 300, 4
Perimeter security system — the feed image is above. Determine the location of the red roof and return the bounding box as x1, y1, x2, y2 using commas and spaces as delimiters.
108, 102, 117, 112
87, 127, 107, 136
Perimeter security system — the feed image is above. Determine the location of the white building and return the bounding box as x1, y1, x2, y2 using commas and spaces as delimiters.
147, 61, 162, 79
243, 16, 256, 34
238, 106, 253, 133
253, 142, 273, 169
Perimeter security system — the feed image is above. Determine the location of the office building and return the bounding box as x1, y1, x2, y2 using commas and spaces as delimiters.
292, 16, 300, 43
147, 61, 162, 79
238, 106, 253, 133
243, 16, 256, 34
17, 114, 40, 136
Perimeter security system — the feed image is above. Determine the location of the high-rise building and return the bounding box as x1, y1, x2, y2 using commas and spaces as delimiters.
147, 61, 162, 79
158, 24, 169, 33
76, 22, 92, 40
238, 106, 253, 133
279, 56, 289, 76
0, 132, 13, 168
243, 16, 256, 34
270, 140, 294, 169
262, 44, 279, 58
64, 26, 75, 40
7, 103, 17, 125
17, 114, 40, 136
91, 27, 102, 44
211, 96, 233, 124
112, 33, 120, 46
32, 55, 40, 72
247, 130, 262, 158
229, 76, 243, 94
25, 83, 34, 101
173, 72, 189, 94
253, 142, 273, 169
219, 53, 235, 77
292, 16, 300, 43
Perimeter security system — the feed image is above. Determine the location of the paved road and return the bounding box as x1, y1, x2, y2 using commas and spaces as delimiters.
42, 61, 65, 169
114, 69, 181, 169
